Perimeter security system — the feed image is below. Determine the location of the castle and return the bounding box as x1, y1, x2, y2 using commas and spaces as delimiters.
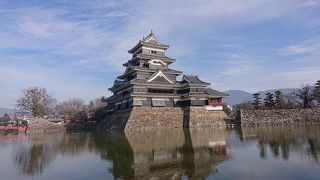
101, 31, 228, 131
106, 31, 227, 111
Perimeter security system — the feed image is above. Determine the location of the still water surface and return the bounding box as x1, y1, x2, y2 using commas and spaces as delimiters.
0, 126, 320, 180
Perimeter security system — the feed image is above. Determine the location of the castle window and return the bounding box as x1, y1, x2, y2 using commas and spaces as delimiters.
148, 89, 174, 94
151, 50, 157, 54
143, 63, 149, 68
177, 89, 190, 94
134, 88, 145, 92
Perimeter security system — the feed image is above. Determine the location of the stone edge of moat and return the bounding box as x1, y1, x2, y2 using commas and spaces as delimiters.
240, 108, 320, 126
26, 107, 320, 133
26, 118, 64, 134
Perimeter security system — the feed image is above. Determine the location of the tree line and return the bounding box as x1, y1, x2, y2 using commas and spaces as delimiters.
234, 80, 320, 111
16, 86, 107, 122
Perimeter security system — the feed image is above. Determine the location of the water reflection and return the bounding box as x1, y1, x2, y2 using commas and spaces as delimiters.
2, 125, 320, 179
13, 133, 98, 176
96, 128, 229, 179
241, 126, 320, 163
9, 128, 229, 179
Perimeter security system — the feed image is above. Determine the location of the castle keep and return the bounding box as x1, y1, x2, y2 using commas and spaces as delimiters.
106, 31, 227, 111
101, 31, 228, 131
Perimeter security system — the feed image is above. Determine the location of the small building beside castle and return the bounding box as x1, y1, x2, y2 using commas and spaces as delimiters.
100, 31, 228, 131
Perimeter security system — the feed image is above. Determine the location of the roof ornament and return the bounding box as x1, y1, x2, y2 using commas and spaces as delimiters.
148, 59, 168, 66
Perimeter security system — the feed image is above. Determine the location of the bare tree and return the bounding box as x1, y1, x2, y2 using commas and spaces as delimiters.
17, 87, 56, 117
3, 113, 10, 118
56, 98, 85, 122
86, 97, 107, 119
315, 80, 320, 106
282, 93, 299, 109
293, 85, 316, 108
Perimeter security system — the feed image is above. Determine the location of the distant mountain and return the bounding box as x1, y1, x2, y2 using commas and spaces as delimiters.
223, 90, 252, 106
223, 88, 299, 106
257, 88, 298, 97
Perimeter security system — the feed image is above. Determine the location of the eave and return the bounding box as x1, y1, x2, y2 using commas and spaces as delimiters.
128, 41, 169, 54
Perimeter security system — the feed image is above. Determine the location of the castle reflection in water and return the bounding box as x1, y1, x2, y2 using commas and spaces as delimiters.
5, 126, 320, 179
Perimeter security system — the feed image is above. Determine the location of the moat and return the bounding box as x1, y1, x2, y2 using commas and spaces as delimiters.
0, 126, 320, 180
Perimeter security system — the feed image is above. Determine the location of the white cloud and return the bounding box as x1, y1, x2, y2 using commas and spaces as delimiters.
279, 37, 320, 56
221, 56, 260, 76
268, 66, 320, 88
301, 0, 319, 7
0, 0, 319, 107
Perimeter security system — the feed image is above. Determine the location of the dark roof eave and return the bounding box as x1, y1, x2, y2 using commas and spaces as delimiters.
183, 75, 210, 85
128, 42, 169, 53
136, 54, 176, 62
183, 83, 210, 86
141, 42, 169, 48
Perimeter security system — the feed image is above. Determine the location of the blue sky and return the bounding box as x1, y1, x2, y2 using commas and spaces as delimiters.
0, 0, 320, 108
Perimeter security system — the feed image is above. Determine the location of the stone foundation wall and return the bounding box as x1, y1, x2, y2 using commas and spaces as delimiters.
188, 107, 227, 128
126, 107, 184, 130
97, 106, 228, 131
97, 108, 133, 131
240, 108, 320, 126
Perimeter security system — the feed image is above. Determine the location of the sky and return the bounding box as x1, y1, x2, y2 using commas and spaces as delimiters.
0, 0, 320, 108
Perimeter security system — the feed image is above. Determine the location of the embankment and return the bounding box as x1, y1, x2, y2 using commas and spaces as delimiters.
97, 106, 228, 131
240, 108, 320, 126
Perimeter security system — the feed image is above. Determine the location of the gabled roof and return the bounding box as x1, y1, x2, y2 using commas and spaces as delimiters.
117, 67, 182, 80
147, 70, 174, 84
109, 79, 125, 90
182, 75, 210, 86
204, 88, 228, 98
142, 30, 161, 45
128, 31, 169, 53
114, 78, 125, 86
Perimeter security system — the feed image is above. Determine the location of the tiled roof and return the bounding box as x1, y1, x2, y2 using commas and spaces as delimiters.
128, 31, 169, 53
136, 53, 175, 61
145, 39, 159, 45
114, 79, 125, 86
142, 31, 163, 45
183, 75, 210, 85
204, 88, 228, 97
